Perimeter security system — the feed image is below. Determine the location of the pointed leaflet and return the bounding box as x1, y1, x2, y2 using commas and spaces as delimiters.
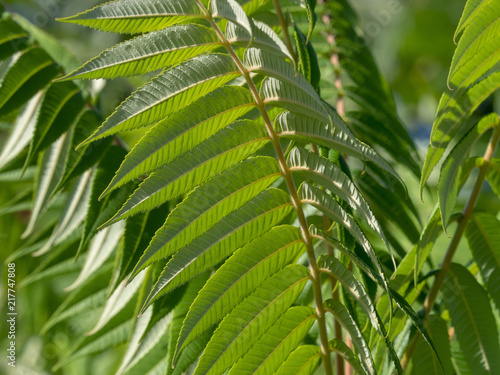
0, 91, 42, 170
328, 339, 367, 375
228, 306, 316, 375
115, 308, 153, 375
274, 345, 321, 375
33, 169, 93, 257
58, 0, 205, 34
194, 265, 310, 375
55, 110, 111, 191
421, 72, 500, 194
439, 113, 499, 231
87, 271, 146, 336
210, 0, 252, 38
299, 182, 377, 265
21, 133, 72, 238
170, 333, 212, 375
163, 273, 210, 375
318, 255, 382, 334
177, 225, 304, 353
107, 120, 269, 224
486, 158, 500, 197
261, 77, 330, 122
442, 263, 500, 374
276, 111, 402, 185
293, 21, 320, 91
243, 48, 318, 102
454, 0, 489, 42
227, 21, 293, 62
79, 54, 239, 146
142, 188, 293, 307
448, 0, 500, 88
111, 204, 169, 292
41, 264, 112, 334
324, 299, 375, 375
24, 81, 85, 167
54, 306, 135, 370
313, 226, 440, 369
65, 221, 124, 291
104, 85, 255, 194
412, 315, 454, 375
289, 147, 390, 252
0, 18, 28, 59
318, 255, 403, 373
132, 156, 281, 275
465, 213, 500, 311
0, 48, 59, 116
78, 147, 132, 255
61, 25, 221, 80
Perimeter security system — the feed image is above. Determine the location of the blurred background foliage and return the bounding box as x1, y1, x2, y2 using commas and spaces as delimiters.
1, 0, 499, 374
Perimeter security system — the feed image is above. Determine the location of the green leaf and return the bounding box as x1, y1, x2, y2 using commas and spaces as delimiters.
55, 109, 111, 191
104, 85, 255, 194
442, 263, 500, 374
486, 158, 500, 197
24, 81, 85, 167
78, 146, 131, 256
42, 264, 112, 334
0, 48, 60, 115
454, 0, 489, 42
194, 264, 310, 375
318, 255, 403, 374
276, 111, 402, 185
211, 0, 252, 38
299, 182, 377, 265
177, 225, 304, 353
65, 221, 124, 291
293, 22, 320, 91
228, 306, 316, 375
79, 54, 239, 146
61, 24, 221, 80
227, 21, 293, 62
21, 133, 73, 238
33, 169, 93, 257
58, 0, 205, 34
0, 91, 42, 170
318, 255, 382, 334
274, 345, 321, 375
439, 113, 499, 231
421, 72, 500, 193
412, 315, 454, 375
328, 339, 367, 375
142, 187, 293, 307
465, 213, 500, 311
107, 120, 269, 223
261, 77, 330, 122
448, 0, 500, 88
289, 147, 390, 252
116, 307, 154, 375
132, 156, 281, 275
87, 270, 146, 336
324, 299, 375, 375
0, 18, 28, 59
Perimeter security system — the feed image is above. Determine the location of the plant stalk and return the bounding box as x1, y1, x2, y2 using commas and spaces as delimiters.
196, 2, 333, 374
401, 123, 500, 370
